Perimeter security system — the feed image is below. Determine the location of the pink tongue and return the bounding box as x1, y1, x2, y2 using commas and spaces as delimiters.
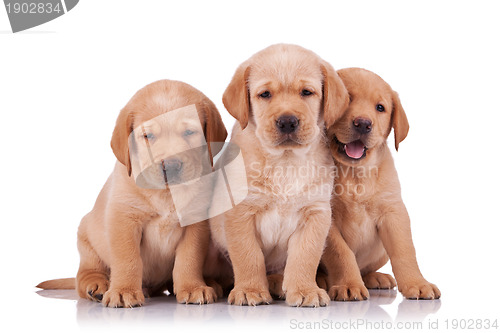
345, 140, 365, 159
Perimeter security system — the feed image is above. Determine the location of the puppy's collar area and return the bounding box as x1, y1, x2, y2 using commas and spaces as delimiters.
334, 136, 367, 160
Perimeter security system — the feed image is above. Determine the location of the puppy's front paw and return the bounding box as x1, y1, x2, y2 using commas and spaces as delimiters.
286, 287, 330, 307
363, 272, 397, 289
398, 280, 441, 300
228, 287, 272, 306
329, 282, 369, 301
102, 288, 145, 308
176, 285, 218, 304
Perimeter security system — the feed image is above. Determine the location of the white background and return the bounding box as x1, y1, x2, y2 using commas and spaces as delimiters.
1, 1, 499, 332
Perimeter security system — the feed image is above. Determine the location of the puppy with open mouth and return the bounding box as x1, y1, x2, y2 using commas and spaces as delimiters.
208, 44, 348, 307
320, 68, 440, 301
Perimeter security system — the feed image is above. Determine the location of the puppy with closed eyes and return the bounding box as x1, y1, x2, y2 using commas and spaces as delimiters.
208, 44, 348, 307
320, 68, 440, 301
37, 80, 227, 307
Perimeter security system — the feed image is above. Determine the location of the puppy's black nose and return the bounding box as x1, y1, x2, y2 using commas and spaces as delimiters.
276, 115, 299, 134
161, 158, 183, 175
353, 117, 372, 134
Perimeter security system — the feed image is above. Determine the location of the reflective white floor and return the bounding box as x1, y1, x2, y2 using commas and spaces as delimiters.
36, 288, 442, 331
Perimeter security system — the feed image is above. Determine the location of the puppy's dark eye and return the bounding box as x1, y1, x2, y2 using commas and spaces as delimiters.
183, 129, 195, 136
259, 91, 271, 98
144, 133, 155, 140
376, 104, 385, 112
301, 89, 313, 97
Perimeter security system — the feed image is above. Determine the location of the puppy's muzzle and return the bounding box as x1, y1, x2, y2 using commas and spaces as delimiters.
353, 117, 372, 135
161, 158, 183, 182
276, 115, 299, 134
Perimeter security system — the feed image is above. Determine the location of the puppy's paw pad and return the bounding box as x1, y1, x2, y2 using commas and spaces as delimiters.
329, 283, 369, 301
400, 281, 441, 300
176, 285, 218, 304
102, 288, 145, 308
228, 287, 272, 306
286, 287, 330, 307
363, 272, 397, 289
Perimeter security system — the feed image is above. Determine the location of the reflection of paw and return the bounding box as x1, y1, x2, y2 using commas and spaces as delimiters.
286, 287, 330, 307
363, 272, 397, 289
77, 271, 109, 302
176, 285, 218, 304
399, 280, 441, 300
329, 283, 369, 301
228, 287, 272, 306
102, 288, 145, 308
397, 297, 441, 321
267, 274, 285, 299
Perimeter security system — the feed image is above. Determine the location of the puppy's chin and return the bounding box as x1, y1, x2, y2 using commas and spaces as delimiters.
259, 138, 310, 157
135, 167, 168, 189
257, 128, 320, 156
134, 165, 181, 189
137, 160, 210, 189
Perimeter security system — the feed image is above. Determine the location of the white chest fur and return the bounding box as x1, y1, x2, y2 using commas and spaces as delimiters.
139, 194, 185, 282
250, 151, 334, 274
142, 215, 183, 254
256, 206, 300, 273
140, 212, 184, 285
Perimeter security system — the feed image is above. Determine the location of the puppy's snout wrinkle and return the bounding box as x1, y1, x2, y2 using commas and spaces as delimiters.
353, 117, 372, 134
276, 115, 299, 134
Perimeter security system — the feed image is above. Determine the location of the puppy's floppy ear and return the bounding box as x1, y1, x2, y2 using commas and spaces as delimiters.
110, 105, 134, 176
223, 62, 251, 130
321, 61, 349, 129
391, 91, 409, 151
199, 99, 228, 166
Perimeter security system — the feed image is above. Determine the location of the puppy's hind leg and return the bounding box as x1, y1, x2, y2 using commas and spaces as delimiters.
76, 231, 109, 302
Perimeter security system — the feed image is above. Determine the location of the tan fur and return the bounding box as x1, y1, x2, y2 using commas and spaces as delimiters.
36, 278, 75, 290
209, 44, 348, 307
321, 68, 440, 300
37, 80, 227, 307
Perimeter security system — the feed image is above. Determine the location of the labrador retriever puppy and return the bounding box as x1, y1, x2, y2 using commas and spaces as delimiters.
37, 80, 227, 307
320, 68, 440, 300
209, 44, 348, 307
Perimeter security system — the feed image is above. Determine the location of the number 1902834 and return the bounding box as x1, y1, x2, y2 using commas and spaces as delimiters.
5, 2, 62, 14
444, 319, 498, 330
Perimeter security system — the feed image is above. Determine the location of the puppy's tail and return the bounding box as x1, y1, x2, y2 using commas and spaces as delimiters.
36, 278, 75, 290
